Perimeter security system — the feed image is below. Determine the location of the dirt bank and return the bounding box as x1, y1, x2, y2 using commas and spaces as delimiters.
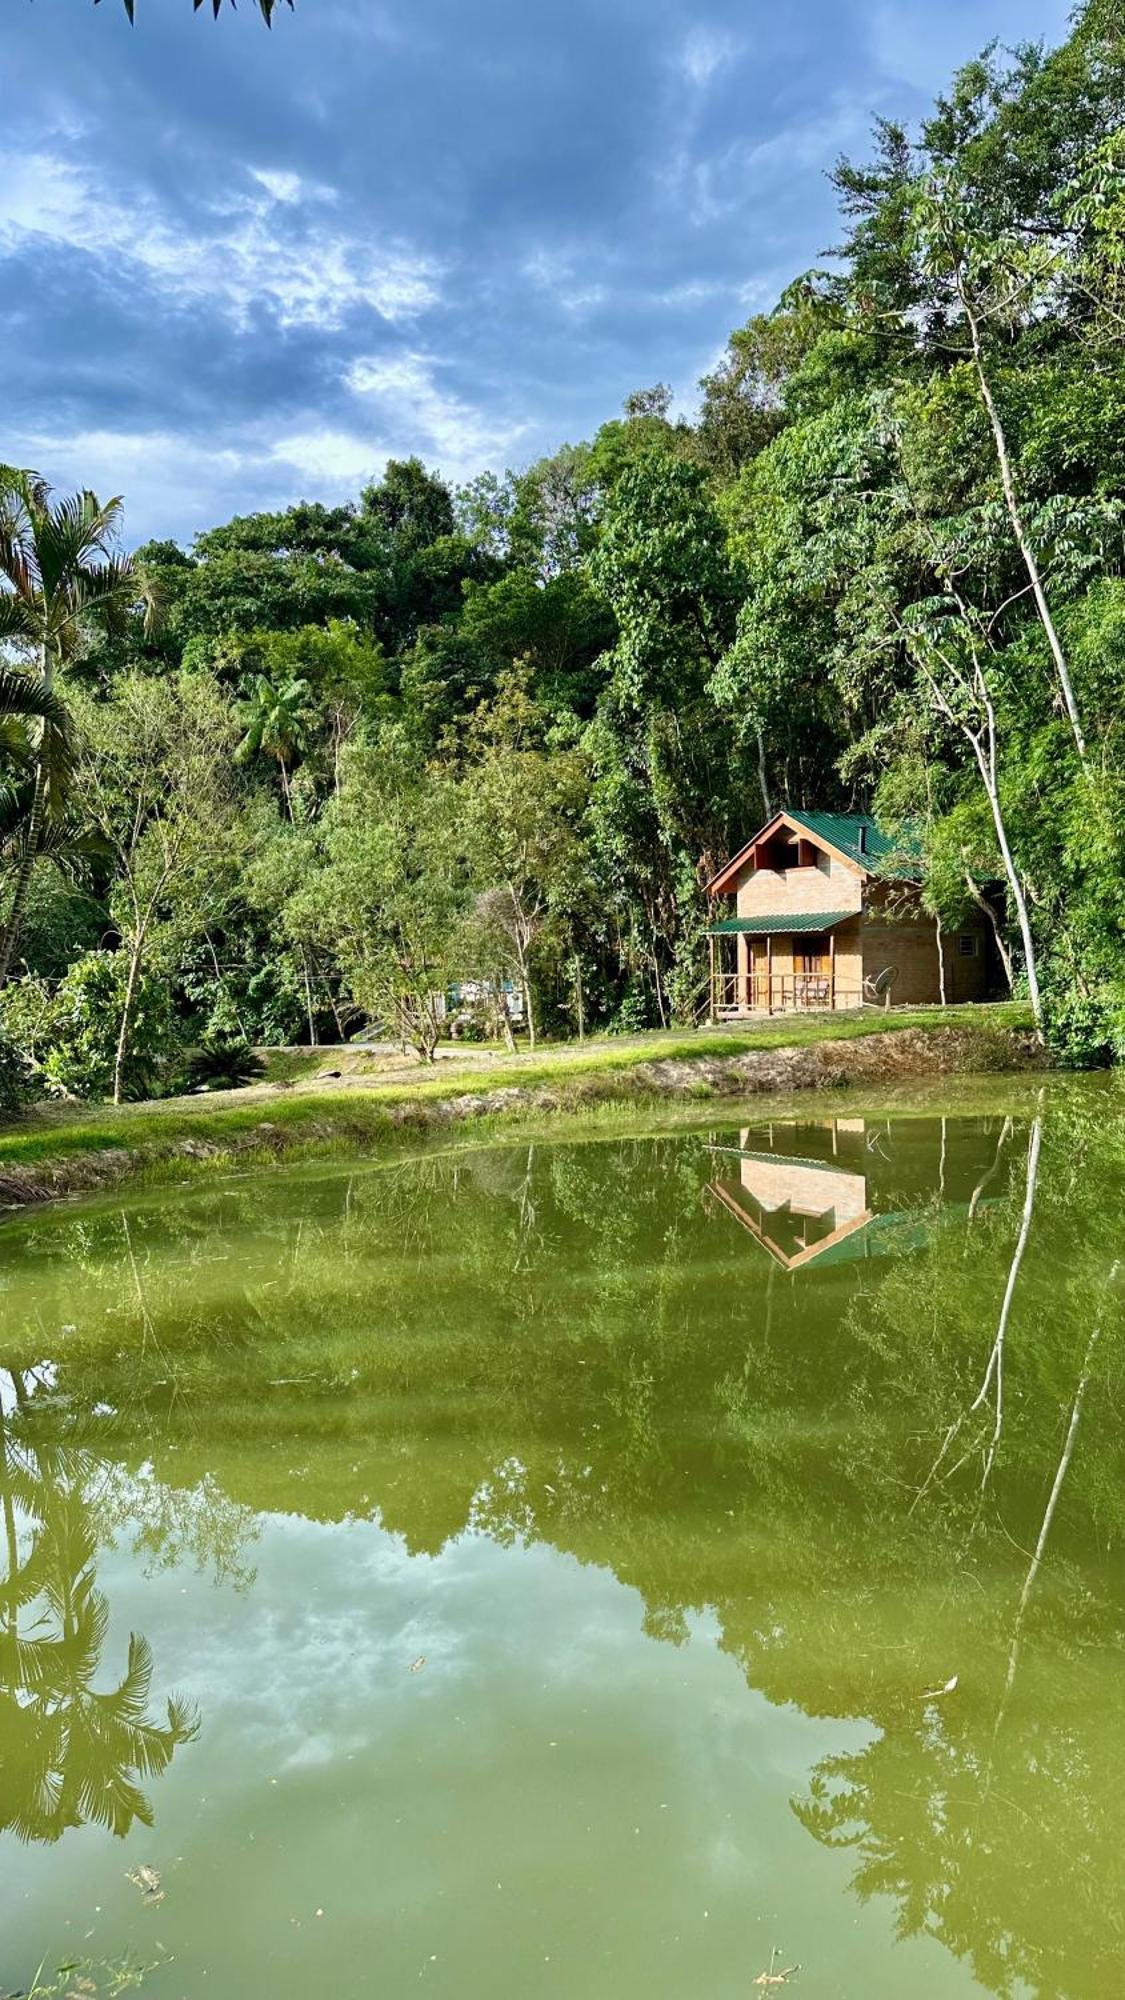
0, 1023, 1039, 1212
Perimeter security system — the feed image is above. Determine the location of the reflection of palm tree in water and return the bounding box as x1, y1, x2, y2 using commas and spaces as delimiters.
0, 1367, 198, 1845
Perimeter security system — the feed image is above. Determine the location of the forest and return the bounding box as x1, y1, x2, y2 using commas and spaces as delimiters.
2, 0, 1124, 1106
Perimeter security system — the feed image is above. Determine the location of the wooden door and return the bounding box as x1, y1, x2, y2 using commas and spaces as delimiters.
795, 936, 830, 1008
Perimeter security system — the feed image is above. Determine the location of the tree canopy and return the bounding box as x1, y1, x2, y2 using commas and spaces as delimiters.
4, 2, 1125, 1091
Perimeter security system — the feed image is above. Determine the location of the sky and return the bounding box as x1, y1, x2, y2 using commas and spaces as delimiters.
2, 0, 1073, 548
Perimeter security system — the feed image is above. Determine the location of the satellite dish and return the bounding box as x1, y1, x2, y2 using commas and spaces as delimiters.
864, 965, 899, 1010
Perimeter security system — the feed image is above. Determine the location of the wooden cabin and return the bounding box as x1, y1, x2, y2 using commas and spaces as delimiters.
706, 808, 992, 1017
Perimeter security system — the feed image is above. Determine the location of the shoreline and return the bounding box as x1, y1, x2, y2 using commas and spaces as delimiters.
0, 1008, 1040, 1214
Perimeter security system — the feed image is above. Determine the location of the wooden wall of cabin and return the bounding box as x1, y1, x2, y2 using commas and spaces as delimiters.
733, 849, 863, 920
861, 908, 991, 1005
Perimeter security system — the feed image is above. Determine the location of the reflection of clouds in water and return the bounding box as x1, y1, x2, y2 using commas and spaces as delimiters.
126, 1504, 846, 1816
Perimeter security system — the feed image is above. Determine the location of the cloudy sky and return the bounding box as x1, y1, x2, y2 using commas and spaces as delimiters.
3, 0, 1071, 547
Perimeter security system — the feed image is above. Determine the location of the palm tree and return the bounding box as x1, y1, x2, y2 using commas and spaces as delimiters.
237, 673, 313, 820
0, 1382, 199, 1846
0, 665, 70, 833
0, 473, 145, 987
106, 0, 290, 19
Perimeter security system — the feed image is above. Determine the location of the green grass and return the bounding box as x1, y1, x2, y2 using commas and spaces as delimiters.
0, 1003, 1031, 1178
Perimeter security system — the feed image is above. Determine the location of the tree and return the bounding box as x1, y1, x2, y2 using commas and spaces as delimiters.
304, 732, 465, 1062
0, 475, 147, 987
0, 667, 70, 833
460, 671, 589, 1049
105, 0, 290, 20
0, 1369, 198, 1845
236, 673, 313, 819
73, 672, 241, 1103
904, 171, 1093, 771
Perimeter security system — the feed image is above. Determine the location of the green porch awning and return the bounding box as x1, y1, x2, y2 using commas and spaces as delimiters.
707, 910, 857, 936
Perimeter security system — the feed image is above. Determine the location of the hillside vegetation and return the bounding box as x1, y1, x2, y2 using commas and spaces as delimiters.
1, 3, 1124, 1109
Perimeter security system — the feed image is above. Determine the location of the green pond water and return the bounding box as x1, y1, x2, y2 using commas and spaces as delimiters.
1, 1078, 1124, 2000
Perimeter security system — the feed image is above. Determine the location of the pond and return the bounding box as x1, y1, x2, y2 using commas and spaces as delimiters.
1, 1077, 1123, 1999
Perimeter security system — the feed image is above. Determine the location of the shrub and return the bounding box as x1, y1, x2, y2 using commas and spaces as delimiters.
176, 1032, 263, 1093
0, 1026, 37, 1114
1041, 983, 1124, 1069
608, 984, 651, 1035
36, 952, 181, 1102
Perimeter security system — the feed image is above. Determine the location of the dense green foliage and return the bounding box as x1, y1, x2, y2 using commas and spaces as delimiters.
3, 5, 1125, 1096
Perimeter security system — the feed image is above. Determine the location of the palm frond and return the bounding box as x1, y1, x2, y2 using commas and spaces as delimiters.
0, 666, 68, 731
35, 491, 125, 600
0, 592, 36, 643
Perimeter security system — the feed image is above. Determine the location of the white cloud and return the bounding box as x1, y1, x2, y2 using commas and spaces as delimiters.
249, 166, 305, 205
677, 26, 739, 90
344, 351, 527, 478
0, 149, 440, 332
4, 425, 267, 543
270, 428, 386, 485
523, 245, 607, 316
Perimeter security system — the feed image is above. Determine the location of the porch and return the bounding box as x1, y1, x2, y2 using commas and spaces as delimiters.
707, 912, 863, 1019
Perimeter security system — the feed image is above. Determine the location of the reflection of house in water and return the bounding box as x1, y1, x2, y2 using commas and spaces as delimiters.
707, 1116, 1003, 1270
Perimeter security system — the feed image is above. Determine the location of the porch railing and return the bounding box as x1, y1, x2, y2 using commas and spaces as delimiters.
711, 970, 863, 1016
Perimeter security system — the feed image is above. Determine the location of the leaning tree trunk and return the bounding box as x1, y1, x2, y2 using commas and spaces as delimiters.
962, 281, 1089, 773
971, 730, 1043, 1032
0, 761, 47, 989
935, 912, 947, 1007
113, 927, 148, 1106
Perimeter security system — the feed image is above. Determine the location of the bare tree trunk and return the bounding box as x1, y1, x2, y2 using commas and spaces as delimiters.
521, 951, 536, 1050
497, 988, 517, 1053
1, 1396, 20, 1648
993, 1261, 1118, 1738
972, 735, 1042, 1031
301, 947, 318, 1047
652, 949, 668, 1029
935, 912, 947, 1006
279, 757, 294, 822
961, 281, 1089, 772
0, 759, 47, 989
573, 955, 585, 1043
113, 926, 148, 1106
962, 861, 1013, 990
913, 1113, 1041, 1506
755, 727, 771, 821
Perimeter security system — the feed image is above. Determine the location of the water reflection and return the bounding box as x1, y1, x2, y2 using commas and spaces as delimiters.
1, 1090, 1123, 1994
0, 1365, 199, 1845
706, 1114, 1010, 1268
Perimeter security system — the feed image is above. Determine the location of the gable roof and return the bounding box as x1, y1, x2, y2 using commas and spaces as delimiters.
786, 810, 900, 870
706, 808, 920, 895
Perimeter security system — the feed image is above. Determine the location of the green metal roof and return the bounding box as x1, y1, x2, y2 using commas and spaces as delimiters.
708, 910, 858, 936
786, 811, 922, 878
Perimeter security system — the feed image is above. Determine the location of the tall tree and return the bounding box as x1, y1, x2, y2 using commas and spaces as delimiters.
73, 672, 241, 1103
0, 475, 146, 986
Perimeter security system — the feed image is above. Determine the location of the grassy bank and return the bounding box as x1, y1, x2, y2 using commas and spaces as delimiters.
0, 1002, 1035, 1208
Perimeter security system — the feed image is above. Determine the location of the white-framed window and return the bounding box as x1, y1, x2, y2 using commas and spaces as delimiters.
957, 934, 978, 958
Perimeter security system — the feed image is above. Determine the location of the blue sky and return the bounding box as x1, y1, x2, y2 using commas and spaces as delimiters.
2, 0, 1071, 547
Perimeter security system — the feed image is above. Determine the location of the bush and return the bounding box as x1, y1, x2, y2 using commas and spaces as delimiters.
1041, 983, 1124, 1069
0, 1027, 38, 1115
607, 984, 651, 1035
176, 1033, 263, 1093
33, 952, 181, 1102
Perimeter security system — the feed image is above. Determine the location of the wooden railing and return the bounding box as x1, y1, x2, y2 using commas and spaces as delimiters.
712, 971, 863, 1017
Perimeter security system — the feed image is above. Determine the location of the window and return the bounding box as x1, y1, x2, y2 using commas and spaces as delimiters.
957, 934, 978, 958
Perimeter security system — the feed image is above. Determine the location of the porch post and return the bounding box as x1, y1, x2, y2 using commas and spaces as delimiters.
708, 932, 716, 1022
766, 935, 773, 1015
829, 931, 836, 1011
736, 930, 750, 1013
